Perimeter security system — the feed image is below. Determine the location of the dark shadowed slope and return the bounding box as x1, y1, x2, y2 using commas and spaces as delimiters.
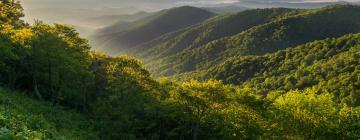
134, 8, 296, 63
92, 6, 215, 54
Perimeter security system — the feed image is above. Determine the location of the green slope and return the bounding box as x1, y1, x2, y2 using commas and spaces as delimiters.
183, 33, 360, 105
92, 11, 155, 37
135, 8, 296, 62
92, 6, 215, 54
146, 5, 360, 77
0, 87, 99, 139
84, 11, 152, 29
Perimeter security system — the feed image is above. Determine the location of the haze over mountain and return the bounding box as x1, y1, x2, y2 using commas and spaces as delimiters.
92, 4, 360, 78
91, 6, 215, 53
21, 0, 356, 36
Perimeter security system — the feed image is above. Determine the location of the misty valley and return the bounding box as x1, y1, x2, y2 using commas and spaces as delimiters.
0, 0, 360, 140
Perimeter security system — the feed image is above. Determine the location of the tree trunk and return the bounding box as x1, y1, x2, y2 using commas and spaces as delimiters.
33, 77, 43, 100
48, 62, 56, 103
193, 122, 199, 140
7, 70, 16, 89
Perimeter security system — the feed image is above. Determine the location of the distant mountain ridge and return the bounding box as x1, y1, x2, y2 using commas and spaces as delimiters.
203, 5, 249, 14
133, 8, 295, 62
138, 5, 360, 77
92, 6, 215, 54
82, 11, 152, 28
91, 4, 360, 81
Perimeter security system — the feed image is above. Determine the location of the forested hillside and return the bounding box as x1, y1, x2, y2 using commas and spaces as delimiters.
92, 6, 215, 54
135, 8, 295, 62
179, 33, 360, 105
143, 5, 360, 77
0, 87, 99, 139
1, 1, 360, 140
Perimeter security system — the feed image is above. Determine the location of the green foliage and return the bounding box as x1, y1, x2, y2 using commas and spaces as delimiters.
268, 89, 360, 139
91, 54, 160, 139
201, 33, 360, 105
0, 21, 94, 108
0, 87, 99, 139
138, 5, 360, 77
136, 8, 294, 62
0, 0, 24, 27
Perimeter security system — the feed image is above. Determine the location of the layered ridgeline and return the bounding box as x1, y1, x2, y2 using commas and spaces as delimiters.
95, 5, 360, 76
82, 11, 153, 29
203, 5, 249, 14
1, 1, 360, 140
124, 5, 360, 77
91, 6, 215, 54
134, 8, 297, 67
180, 33, 360, 105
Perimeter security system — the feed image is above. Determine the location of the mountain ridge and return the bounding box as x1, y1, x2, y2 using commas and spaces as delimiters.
143, 4, 360, 77
92, 6, 215, 54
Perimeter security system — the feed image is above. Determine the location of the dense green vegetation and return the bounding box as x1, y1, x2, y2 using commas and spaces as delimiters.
135, 8, 295, 62
181, 33, 360, 105
1, 1, 360, 139
132, 5, 360, 77
0, 87, 99, 139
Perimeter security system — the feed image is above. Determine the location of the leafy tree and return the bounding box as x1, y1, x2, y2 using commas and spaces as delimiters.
0, 0, 24, 27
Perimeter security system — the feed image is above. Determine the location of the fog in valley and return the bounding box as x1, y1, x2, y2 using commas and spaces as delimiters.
21, 0, 357, 37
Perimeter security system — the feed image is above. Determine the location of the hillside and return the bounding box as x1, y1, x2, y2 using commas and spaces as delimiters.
92, 6, 215, 54
145, 5, 360, 77
238, 0, 349, 8
180, 33, 360, 105
82, 11, 152, 29
91, 11, 154, 35
203, 5, 249, 14
0, 87, 99, 139
134, 8, 297, 63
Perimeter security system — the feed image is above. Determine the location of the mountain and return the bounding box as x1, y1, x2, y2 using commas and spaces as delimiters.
203, 5, 249, 14
237, 0, 350, 8
134, 8, 296, 62
23, 7, 143, 37
144, 5, 360, 77
91, 6, 215, 54
92, 12, 157, 38
200, 33, 360, 105
82, 11, 152, 28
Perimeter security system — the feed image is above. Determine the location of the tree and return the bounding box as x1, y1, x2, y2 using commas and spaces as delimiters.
0, 0, 24, 27
174, 80, 230, 140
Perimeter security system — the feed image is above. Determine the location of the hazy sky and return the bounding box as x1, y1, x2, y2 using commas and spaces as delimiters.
20, 0, 359, 36
21, 0, 358, 9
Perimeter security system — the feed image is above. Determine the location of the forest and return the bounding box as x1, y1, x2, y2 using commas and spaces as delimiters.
0, 0, 359, 140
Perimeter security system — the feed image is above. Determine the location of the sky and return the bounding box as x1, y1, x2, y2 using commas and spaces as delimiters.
21, 0, 357, 8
